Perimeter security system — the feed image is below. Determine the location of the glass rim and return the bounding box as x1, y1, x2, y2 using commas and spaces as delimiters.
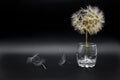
78, 42, 96, 46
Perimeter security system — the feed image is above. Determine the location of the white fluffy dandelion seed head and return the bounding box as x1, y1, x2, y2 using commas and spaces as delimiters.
71, 5, 105, 35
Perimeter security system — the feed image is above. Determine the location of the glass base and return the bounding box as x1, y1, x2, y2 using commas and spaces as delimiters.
77, 56, 96, 68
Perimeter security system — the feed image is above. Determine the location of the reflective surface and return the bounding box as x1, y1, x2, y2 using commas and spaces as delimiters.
0, 53, 120, 80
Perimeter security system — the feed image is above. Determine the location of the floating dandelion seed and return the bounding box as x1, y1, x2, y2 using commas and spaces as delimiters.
71, 5, 105, 35
27, 54, 47, 69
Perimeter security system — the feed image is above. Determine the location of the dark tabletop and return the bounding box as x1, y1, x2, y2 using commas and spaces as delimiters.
0, 39, 120, 80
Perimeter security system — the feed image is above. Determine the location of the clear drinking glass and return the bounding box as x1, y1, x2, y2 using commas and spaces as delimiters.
76, 43, 97, 68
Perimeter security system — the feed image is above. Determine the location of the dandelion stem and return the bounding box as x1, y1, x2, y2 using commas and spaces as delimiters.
85, 30, 88, 56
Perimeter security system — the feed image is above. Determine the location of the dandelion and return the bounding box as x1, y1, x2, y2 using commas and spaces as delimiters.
71, 5, 105, 55
71, 5, 105, 35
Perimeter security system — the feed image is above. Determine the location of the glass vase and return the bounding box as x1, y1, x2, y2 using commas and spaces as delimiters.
76, 43, 97, 68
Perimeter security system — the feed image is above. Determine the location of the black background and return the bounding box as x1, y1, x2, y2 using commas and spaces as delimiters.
0, 0, 120, 40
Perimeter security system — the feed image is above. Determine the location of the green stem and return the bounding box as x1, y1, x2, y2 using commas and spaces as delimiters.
85, 31, 88, 56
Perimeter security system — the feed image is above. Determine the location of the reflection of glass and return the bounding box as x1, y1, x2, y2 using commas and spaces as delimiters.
76, 43, 97, 68
27, 54, 46, 69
